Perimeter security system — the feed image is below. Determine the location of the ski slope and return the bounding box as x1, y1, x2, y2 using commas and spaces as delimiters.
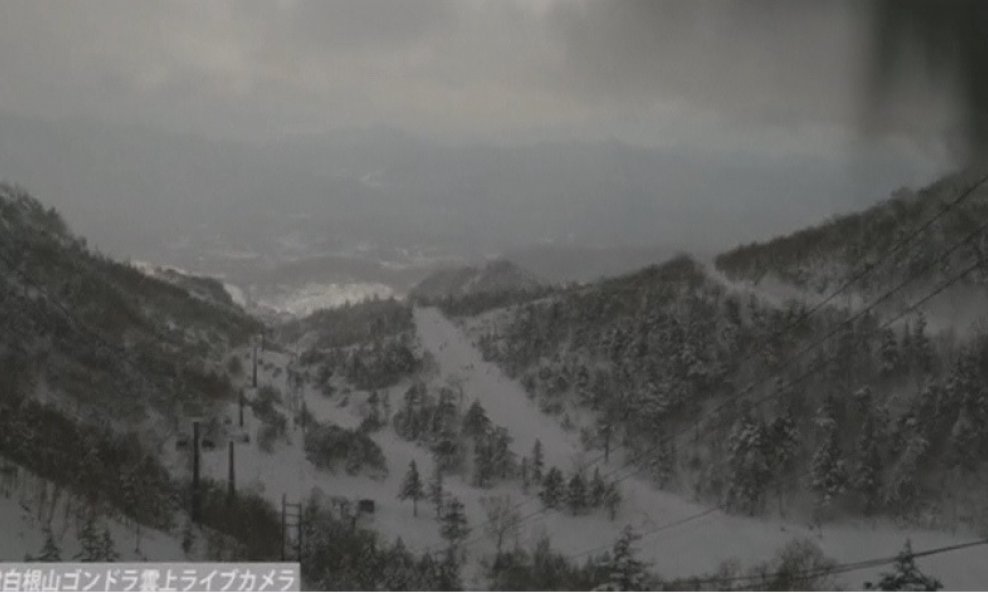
413, 306, 988, 590
172, 310, 988, 589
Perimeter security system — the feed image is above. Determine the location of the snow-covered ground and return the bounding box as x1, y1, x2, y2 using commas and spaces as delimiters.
0, 463, 186, 562
702, 259, 988, 338
173, 308, 988, 589
252, 282, 397, 317
412, 307, 988, 590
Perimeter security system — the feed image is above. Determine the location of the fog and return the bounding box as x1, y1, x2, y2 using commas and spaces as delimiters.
0, 1, 969, 282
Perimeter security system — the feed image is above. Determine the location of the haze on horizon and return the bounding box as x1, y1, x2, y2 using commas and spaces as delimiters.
0, 0, 974, 277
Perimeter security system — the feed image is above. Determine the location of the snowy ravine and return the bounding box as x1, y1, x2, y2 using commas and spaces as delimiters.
413, 306, 988, 590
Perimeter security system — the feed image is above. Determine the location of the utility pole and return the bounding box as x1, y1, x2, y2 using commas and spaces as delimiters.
281, 495, 302, 561
227, 440, 236, 504
238, 390, 245, 428
192, 420, 201, 523
252, 339, 258, 388
281, 494, 287, 561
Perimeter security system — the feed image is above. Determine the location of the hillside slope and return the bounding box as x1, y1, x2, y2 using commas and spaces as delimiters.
450, 249, 988, 536
0, 184, 274, 564
715, 169, 988, 331
410, 260, 543, 301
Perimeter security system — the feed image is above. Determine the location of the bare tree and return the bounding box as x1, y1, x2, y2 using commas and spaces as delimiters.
480, 494, 520, 555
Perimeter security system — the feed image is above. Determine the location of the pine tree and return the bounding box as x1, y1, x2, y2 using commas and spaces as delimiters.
439, 497, 470, 546
428, 464, 445, 519
462, 400, 491, 438
99, 527, 119, 562
181, 521, 195, 556
604, 482, 622, 521
607, 526, 647, 591
566, 472, 588, 515
382, 390, 392, 424
520, 457, 530, 494
381, 538, 416, 591
885, 431, 928, 516
75, 514, 103, 562
869, 540, 943, 591
531, 440, 544, 483
489, 427, 514, 480
399, 461, 425, 517
854, 401, 884, 515
655, 435, 676, 488
473, 434, 495, 488
596, 413, 615, 463
725, 410, 771, 515
539, 467, 564, 509
810, 398, 847, 509
437, 547, 463, 590
879, 329, 901, 377
912, 314, 934, 375
589, 467, 607, 508
767, 404, 800, 514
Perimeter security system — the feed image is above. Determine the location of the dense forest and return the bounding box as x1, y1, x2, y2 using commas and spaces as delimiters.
460, 253, 988, 530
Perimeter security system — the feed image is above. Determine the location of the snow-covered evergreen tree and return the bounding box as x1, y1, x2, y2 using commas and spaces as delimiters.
854, 394, 884, 515
566, 472, 588, 515
540, 467, 564, 509
428, 463, 445, 519
75, 514, 104, 562
589, 467, 607, 508
99, 527, 119, 562
725, 408, 771, 515
462, 400, 491, 438
606, 526, 647, 591
879, 329, 901, 377
439, 497, 470, 547
869, 540, 943, 591
531, 439, 544, 483
604, 482, 622, 521
399, 460, 424, 517
810, 398, 847, 509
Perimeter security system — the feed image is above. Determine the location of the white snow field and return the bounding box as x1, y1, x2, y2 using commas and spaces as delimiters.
412, 307, 988, 590
175, 307, 988, 589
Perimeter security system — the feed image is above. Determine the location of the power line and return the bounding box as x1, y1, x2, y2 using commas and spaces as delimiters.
444, 197, 988, 556
448, 194, 988, 558
602, 211, 988, 487
565, 252, 984, 562
677, 537, 988, 590
488, 175, 988, 536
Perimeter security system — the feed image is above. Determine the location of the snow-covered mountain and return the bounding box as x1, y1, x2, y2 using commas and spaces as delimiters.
410, 259, 543, 301
3, 169, 988, 589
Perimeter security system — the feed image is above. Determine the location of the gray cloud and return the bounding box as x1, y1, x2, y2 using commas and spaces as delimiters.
0, 0, 963, 268
0, 0, 961, 153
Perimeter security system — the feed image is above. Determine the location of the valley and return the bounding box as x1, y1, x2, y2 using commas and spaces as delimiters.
1, 168, 987, 589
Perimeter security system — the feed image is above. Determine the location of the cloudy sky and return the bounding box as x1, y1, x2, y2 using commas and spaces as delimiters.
0, 0, 963, 154
0, 1, 968, 269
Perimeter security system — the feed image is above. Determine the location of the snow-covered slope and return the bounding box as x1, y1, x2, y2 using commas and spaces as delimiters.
0, 461, 186, 562
184, 305, 988, 589
410, 260, 542, 301
411, 307, 988, 590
